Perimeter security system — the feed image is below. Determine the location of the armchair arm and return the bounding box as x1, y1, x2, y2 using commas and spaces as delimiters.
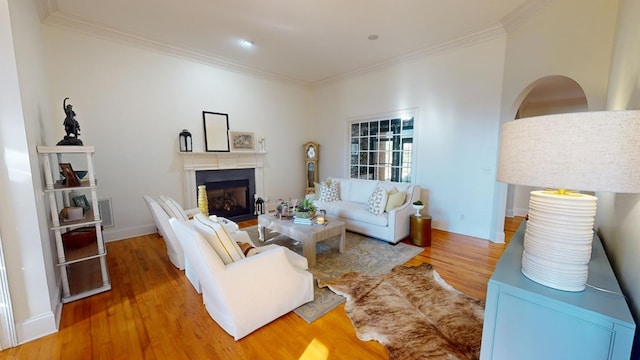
202, 247, 314, 339
185, 207, 200, 217
386, 185, 421, 242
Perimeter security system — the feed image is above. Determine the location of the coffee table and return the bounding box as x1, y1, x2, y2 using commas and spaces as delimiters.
257, 214, 346, 266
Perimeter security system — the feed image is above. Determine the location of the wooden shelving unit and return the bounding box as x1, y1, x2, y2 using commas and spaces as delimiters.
37, 146, 111, 303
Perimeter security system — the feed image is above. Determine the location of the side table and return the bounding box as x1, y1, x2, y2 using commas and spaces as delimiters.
410, 215, 431, 246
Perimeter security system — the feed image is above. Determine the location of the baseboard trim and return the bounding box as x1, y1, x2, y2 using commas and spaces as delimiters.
103, 224, 157, 242
16, 311, 57, 345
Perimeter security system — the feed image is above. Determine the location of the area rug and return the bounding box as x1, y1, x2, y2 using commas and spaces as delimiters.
320, 263, 484, 360
244, 225, 423, 323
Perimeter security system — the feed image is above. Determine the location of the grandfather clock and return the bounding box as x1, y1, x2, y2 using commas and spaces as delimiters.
304, 141, 319, 194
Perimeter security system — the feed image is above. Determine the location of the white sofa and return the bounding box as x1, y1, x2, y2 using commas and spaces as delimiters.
310, 178, 421, 244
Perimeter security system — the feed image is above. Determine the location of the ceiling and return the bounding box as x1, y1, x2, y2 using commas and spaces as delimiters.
38, 0, 544, 86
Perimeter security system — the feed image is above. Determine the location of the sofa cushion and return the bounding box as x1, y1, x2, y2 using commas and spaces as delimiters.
319, 179, 340, 202
193, 214, 245, 264
317, 200, 389, 227
367, 187, 388, 215
335, 178, 351, 201
348, 179, 379, 204
385, 188, 406, 212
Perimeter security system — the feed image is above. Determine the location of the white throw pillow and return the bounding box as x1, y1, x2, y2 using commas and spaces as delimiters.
319, 179, 340, 202
367, 187, 388, 216
193, 214, 245, 264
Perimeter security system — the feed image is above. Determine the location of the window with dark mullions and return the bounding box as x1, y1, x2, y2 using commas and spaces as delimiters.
349, 116, 414, 182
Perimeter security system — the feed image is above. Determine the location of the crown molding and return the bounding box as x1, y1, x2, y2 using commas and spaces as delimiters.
312, 24, 507, 89
37, 1, 547, 91
501, 0, 553, 34
35, 0, 58, 21
41, 11, 311, 89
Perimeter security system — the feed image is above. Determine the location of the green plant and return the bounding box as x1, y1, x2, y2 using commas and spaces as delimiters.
413, 200, 424, 206
297, 198, 316, 212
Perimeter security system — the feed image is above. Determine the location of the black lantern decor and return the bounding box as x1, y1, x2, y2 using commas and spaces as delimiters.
179, 129, 192, 152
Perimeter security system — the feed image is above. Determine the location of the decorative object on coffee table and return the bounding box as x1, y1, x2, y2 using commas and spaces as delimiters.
294, 198, 316, 219
57, 97, 83, 145
412, 200, 424, 217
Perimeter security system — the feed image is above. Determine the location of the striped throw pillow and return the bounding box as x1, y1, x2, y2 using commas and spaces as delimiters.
193, 214, 244, 264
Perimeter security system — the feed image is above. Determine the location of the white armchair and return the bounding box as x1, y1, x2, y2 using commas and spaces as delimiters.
143, 195, 252, 292
169, 217, 314, 340
143, 195, 185, 269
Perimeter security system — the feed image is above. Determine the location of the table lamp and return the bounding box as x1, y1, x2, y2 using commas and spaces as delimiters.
497, 110, 640, 291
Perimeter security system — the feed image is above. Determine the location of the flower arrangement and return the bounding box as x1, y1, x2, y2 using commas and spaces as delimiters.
413, 200, 424, 206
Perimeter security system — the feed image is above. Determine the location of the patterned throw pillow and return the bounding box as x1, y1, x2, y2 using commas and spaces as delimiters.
319, 179, 340, 202
368, 187, 388, 215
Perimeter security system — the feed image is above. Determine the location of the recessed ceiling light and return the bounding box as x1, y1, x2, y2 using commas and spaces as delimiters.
368, 34, 379, 40
239, 39, 255, 48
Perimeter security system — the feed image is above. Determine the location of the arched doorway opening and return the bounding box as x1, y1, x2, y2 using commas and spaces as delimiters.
504, 75, 588, 220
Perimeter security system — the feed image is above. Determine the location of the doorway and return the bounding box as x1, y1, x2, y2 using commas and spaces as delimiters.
504, 75, 589, 219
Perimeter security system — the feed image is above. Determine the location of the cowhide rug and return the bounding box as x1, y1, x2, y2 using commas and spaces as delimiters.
319, 263, 484, 360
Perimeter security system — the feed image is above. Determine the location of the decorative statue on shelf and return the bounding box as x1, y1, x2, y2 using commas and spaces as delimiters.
57, 97, 83, 145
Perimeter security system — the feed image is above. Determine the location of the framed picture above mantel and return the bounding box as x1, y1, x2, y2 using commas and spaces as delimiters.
203, 111, 230, 152
229, 131, 255, 151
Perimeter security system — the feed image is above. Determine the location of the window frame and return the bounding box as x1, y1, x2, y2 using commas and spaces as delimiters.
347, 110, 416, 183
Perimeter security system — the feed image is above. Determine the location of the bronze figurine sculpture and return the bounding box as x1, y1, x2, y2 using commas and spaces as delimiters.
57, 97, 83, 145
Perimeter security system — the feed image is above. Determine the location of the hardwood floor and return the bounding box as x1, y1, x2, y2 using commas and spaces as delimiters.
1, 217, 523, 360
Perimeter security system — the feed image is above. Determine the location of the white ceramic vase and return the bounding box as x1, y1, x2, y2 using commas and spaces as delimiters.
413, 204, 424, 217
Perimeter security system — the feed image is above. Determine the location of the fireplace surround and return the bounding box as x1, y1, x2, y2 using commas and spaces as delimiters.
180, 152, 265, 219
196, 169, 255, 221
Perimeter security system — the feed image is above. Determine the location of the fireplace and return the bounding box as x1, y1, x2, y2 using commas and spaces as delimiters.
180, 152, 265, 218
196, 168, 255, 222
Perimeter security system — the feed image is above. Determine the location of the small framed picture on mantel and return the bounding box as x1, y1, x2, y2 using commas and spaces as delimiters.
229, 131, 255, 151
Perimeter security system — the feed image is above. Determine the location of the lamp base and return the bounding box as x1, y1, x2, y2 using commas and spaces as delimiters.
521, 190, 597, 292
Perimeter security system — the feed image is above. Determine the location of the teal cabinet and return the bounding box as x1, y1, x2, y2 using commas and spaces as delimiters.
481, 222, 635, 360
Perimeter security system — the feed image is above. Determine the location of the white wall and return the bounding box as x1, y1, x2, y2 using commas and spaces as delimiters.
1, 0, 58, 344
599, 0, 640, 354
492, 0, 618, 241
311, 37, 507, 240
43, 26, 312, 241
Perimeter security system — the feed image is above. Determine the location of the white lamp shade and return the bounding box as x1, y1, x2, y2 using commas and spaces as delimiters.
498, 110, 640, 193
497, 110, 640, 291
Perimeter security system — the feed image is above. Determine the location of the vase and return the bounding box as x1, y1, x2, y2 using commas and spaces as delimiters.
413, 204, 424, 217
197, 185, 209, 215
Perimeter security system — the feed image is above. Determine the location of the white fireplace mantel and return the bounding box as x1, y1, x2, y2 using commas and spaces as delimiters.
179, 152, 266, 209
